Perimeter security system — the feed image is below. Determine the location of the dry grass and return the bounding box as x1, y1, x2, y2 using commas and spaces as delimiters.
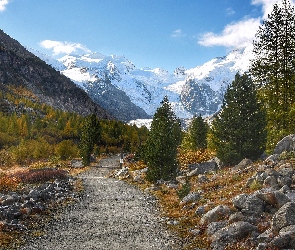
178, 149, 215, 170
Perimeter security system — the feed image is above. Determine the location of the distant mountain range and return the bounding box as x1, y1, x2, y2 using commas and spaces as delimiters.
30, 46, 253, 122
0, 29, 112, 120
0, 28, 254, 123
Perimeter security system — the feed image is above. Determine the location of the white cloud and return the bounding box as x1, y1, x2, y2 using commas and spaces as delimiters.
251, 0, 295, 19
0, 0, 11, 12
198, 18, 261, 48
198, 0, 295, 49
226, 7, 235, 16
171, 29, 186, 38
39, 40, 91, 55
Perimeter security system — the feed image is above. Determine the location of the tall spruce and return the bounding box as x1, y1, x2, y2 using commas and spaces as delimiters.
250, 0, 295, 149
80, 114, 101, 166
143, 96, 182, 182
211, 73, 267, 166
181, 114, 208, 151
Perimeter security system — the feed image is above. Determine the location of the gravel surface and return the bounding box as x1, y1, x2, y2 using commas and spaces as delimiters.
20, 156, 182, 250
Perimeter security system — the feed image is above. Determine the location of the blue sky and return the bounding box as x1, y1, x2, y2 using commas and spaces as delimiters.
0, 0, 292, 72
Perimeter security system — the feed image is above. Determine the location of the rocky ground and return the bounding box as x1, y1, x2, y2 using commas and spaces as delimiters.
18, 156, 182, 250
113, 135, 295, 249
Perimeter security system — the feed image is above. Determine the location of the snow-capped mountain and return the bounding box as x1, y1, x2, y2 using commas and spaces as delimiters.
29, 46, 253, 122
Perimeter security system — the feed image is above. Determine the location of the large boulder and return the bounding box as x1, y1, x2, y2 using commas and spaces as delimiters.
187, 160, 218, 176
210, 221, 258, 250
180, 192, 201, 205
256, 190, 291, 209
272, 202, 295, 233
279, 225, 295, 248
232, 193, 264, 213
273, 134, 295, 154
200, 205, 232, 225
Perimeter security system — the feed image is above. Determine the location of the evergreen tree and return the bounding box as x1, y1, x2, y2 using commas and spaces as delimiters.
181, 114, 208, 151
211, 73, 267, 166
143, 96, 182, 182
80, 114, 101, 166
250, 0, 295, 149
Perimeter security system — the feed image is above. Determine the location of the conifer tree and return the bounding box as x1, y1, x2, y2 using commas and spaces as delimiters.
250, 0, 295, 149
211, 73, 267, 166
143, 96, 182, 182
80, 114, 101, 166
181, 114, 208, 151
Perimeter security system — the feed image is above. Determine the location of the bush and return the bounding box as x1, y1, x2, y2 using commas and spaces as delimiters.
178, 149, 214, 169
176, 179, 191, 200
10, 139, 53, 164
55, 140, 78, 160
12, 168, 68, 184
0, 175, 20, 192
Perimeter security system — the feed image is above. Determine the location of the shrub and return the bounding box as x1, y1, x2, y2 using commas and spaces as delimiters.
12, 168, 68, 184
0, 175, 20, 192
55, 140, 78, 160
176, 179, 191, 200
178, 149, 214, 169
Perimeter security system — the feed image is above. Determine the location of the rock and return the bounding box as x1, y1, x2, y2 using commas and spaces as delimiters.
180, 192, 201, 205
280, 185, 290, 193
263, 176, 279, 189
265, 154, 280, 164
234, 158, 253, 171
272, 202, 295, 233
167, 220, 179, 226
256, 190, 290, 209
71, 159, 83, 168
166, 183, 177, 189
28, 190, 41, 199
278, 167, 294, 178
175, 176, 186, 185
286, 191, 295, 202
187, 161, 218, 177
189, 229, 201, 236
1, 196, 16, 206
133, 175, 144, 183
200, 205, 232, 225
197, 175, 209, 183
273, 134, 295, 154
228, 212, 245, 224
232, 193, 264, 213
115, 167, 129, 177
210, 221, 258, 249
280, 225, 295, 248
269, 234, 291, 249
195, 206, 206, 216
277, 175, 292, 187
257, 228, 273, 243
206, 221, 227, 236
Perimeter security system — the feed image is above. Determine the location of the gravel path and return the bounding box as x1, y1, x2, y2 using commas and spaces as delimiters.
20, 156, 181, 250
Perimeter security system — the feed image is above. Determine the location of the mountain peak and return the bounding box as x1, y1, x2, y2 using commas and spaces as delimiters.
29, 46, 252, 121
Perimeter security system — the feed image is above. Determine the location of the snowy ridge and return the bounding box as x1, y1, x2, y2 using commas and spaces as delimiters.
29, 46, 253, 121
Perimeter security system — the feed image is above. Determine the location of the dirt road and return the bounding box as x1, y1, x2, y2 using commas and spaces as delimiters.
20, 156, 181, 250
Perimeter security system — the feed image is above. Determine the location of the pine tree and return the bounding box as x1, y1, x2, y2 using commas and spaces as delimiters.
250, 0, 295, 149
143, 96, 182, 182
181, 114, 208, 151
211, 73, 267, 166
80, 114, 101, 166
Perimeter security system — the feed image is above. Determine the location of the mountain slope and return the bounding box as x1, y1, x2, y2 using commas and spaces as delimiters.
0, 30, 113, 120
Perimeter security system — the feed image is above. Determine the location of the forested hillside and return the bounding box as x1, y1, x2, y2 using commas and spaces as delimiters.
0, 29, 112, 119
0, 84, 148, 166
